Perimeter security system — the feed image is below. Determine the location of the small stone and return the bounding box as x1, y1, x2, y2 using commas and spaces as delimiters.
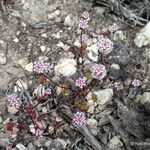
94, 89, 113, 110
134, 22, 150, 47
0, 53, 6, 64
87, 118, 98, 135
109, 42, 130, 65
64, 14, 75, 27
48, 126, 54, 133
27, 142, 36, 150
109, 63, 121, 80
57, 138, 67, 149
48, 13, 57, 20
21, 21, 27, 28
8, 106, 19, 114
86, 44, 99, 62
55, 17, 61, 23
142, 92, 150, 104
13, 38, 19, 43
145, 48, 150, 60
0, 116, 3, 123
57, 41, 65, 49
54, 10, 61, 16
45, 140, 52, 147
16, 58, 29, 68
113, 30, 126, 41
16, 143, 27, 150
33, 138, 46, 147
40, 45, 47, 52
108, 136, 123, 150
25, 62, 33, 72
14, 79, 28, 92
38, 56, 49, 61
0, 136, 10, 147
94, 7, 105, 15
54, 58, 77, 77
41, 33, 48, 38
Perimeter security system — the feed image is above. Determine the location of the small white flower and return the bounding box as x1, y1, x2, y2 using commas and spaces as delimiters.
132, 79, 140, 87
75, 78, 86, 89
108, 23, 119, 33
7, 94, 21, 108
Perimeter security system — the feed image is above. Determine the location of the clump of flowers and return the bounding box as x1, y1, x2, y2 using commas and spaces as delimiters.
91, 64, 107, 80
76, 77, 86, 89
81, 11, 90, 21
108, 23, 119, 33
7, 94, 21, 108
79, 11, 90, 30
98, 37, 113, 55
44, 88, 52, 96
34, 61, 52, 74
132, 79, 140, 87
30, 124, 43, 137
73, 112, 87, 127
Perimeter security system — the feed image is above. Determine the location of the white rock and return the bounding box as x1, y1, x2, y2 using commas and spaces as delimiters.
87, 118, 98, 135
142, 92, 150, 104
45, 140, 52, 147
0, 116, 3, 123
113, 30, 126, 41
38, 56, 48, 62
134, 22, 150, 47
86, 44, 99, 62
54, 58, 77, 77
41, 33, 47, 38
108, 136, 123, 150
110, 63, 120, 70
25, 62, 33, 72
57, 138, 67, 149
40, 45, 47, 52
8, 106, 19, 114
34, 84, 45, 98
64, 14, 75, 27
48, 126, 54, 133
0, 53, 6, 64
13, 38, 19, 43
145, 48, 150, 60
48, 13, 57, 20
14, 79, 28, 92
16, 58, 29, 68
57, 41, 65, 49
54, 10, 61, 16
27, 142, 36, 150
74, 39, 81, 48
94, 89, 113, 110
16, 143, 27, 150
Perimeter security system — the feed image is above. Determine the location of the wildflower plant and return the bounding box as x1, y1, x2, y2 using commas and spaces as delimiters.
5, 11, 127, 144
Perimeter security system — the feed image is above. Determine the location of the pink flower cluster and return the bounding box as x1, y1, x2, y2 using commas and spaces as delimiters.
91, 64, 107, 80
7, 94, 21, 108
132, 79, 140, 87
81, 11, 90, 21
44, 88, 51, 96
98, 37, 113, 55
108, 23, 119, 33
73, 112, 87, 127
76, 78, 86, 89
79, 11, 89, 30
33, 61, 52, 74
30, 124, 43, 137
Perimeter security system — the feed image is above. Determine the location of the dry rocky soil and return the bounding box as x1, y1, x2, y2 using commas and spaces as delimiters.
0, 0, 150, 150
